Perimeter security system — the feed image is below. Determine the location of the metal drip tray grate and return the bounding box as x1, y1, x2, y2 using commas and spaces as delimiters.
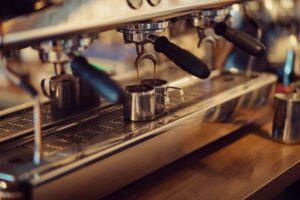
0, 101, 114, 143
0, 104, 51, 139
0, 70, 276, 183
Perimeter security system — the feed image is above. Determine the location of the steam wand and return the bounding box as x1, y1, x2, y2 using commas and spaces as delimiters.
191, 9, 266, 58
244, 13, 263, 77
0, 55, 43, 165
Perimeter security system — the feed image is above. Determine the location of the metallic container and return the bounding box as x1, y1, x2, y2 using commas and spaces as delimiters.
41, 74, 77, 112
272, 93, 300, 144
141, 79, 184, 115
124, 85, 156, 122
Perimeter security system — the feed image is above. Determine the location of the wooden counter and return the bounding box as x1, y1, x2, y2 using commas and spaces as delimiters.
0, 87, 31, 109
107, 121, 300, 200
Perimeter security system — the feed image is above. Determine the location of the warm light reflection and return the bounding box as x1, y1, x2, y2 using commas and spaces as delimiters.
289, 35, 298, 47
229, 68, 239, 73
0, 181, 7, 189
280, 0, 294, 9
232, 4, 240, 12
264, 0, 273, 10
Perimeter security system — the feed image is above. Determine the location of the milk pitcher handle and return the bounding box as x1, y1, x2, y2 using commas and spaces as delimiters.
167, 86, 185, 105
154, 93, 170, 118
41, 78, 50, 98
155, 87, 185, 118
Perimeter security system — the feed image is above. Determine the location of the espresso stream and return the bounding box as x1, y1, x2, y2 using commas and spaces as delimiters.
136, 60, 157, 88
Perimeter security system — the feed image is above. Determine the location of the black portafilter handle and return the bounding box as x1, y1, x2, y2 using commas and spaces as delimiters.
71, 56, 125, 104
151, 36, 211, 79
214, 22, 266, 57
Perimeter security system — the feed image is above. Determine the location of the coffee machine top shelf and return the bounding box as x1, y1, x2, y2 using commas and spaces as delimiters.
1, 0, 243, 49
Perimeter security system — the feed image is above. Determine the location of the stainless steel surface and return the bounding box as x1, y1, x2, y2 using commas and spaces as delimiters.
53, 63, 66, 75
34, 34, 96, 64
1, 55, 43, 165
245, 0, 300, 69
0, 94, 108, 144
201, 7, 230, 21
41, 74, 78, 112
41, 74, 101, 113
0, 68, 276, 198
1, 0, 243, 48
191, 6, 231, 28
147, 0, 162, 6
134, 51, 158, 82
190, 7, 230, 69
191, 7, 230, 27
33, 97, 43, 165
117, 21, 169, 44
0, 1, 281, 199
140, 79, 168, 115
240, 83, 273, 108
272, 93, 300, 144
124, 84, 156, 122
127, 0, 143, 9
199, 33, 216, 69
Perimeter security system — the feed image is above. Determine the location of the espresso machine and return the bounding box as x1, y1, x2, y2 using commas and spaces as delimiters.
227, 0, 300, 86
0, 0, 277, 199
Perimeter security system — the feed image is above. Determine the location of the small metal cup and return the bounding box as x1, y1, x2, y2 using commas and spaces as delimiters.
54, 79, 78, 111
272, 93, 300, 144
124, 85, 156, 122
141, 79, 184, 114
41, 74, 77, 112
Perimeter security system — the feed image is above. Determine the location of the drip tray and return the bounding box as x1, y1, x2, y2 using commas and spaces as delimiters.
0, 69, 277, 200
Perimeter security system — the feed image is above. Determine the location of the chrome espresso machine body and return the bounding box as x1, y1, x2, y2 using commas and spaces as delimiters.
0, 1, 277, 199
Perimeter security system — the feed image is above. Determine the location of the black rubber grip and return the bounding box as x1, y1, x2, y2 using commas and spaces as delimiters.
71, 56, 125, 104
153, 36, 210, 79
214, 22, 266, 57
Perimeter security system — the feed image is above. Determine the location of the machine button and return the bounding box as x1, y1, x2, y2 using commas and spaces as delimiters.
127, 0, 143, 9
147, 0, 161, 6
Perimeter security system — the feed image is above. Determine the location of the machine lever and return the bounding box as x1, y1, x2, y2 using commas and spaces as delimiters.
149, 35, 211, 79
213, 22, 266, 57
71, 56, 125, 104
